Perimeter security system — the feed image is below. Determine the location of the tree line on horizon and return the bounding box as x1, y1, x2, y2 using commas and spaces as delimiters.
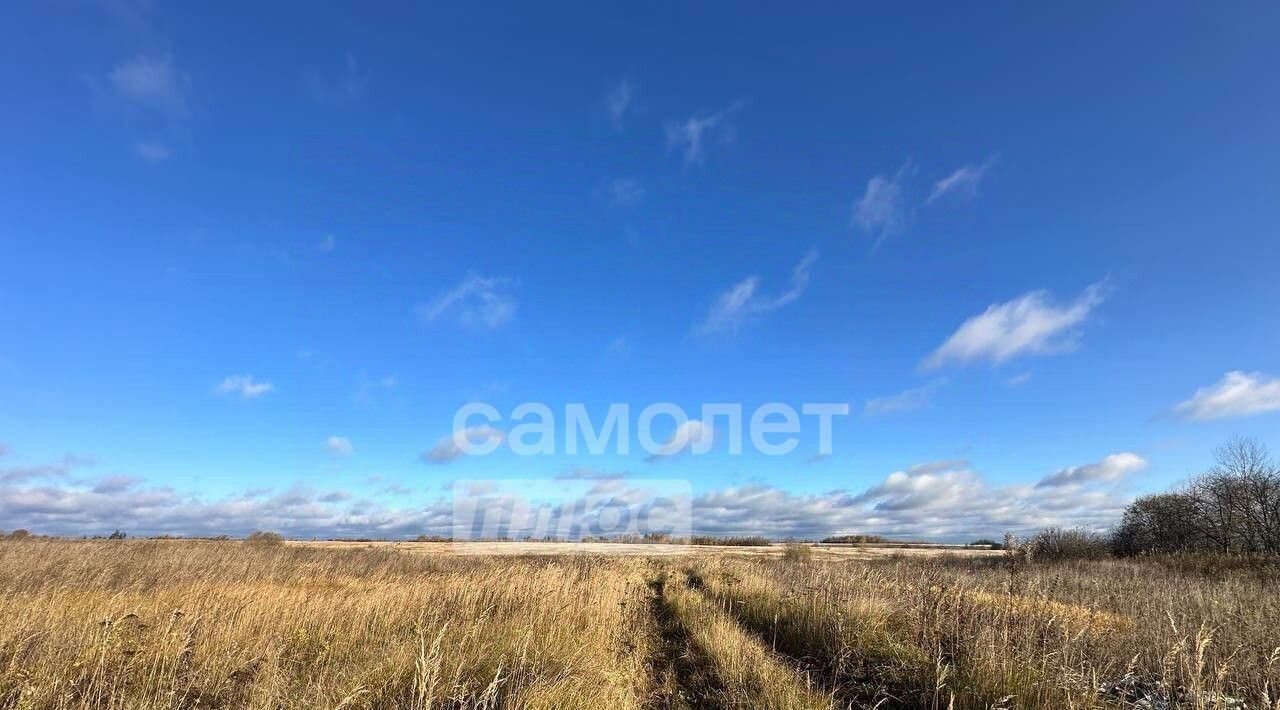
1111, 436, 1280, 556
1019, 437, 1280, 561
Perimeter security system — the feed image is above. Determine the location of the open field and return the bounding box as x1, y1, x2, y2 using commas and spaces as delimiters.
293, 540, 1003, 559
1, 539, 1277, 709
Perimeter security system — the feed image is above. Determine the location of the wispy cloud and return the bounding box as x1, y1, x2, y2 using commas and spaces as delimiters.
928, 155, 998, 204
1036, 452, 1146, 488
418, 274, 518, 330
1005, 371, 1033, 387
602, 79, 635, 130
133, 139, 171, 163
324, 436, 354, 457
92, 475, 141, 494
556, 467, 630, 481
103, 53, 190, 161
1, 453, 96, 484
354, 374, 397, 405
864, 380, 945, 416
644, 420, 713, 463
696, 250, 817, 335
109, 54, 190, 117
317, 234, 336, 252
214, 375, 274, 399
607, 336, 632, 358
423, 426, 505, 464
853, 161, 916, 251
305, 52, 369, 102
1174, 371, 1280, 421
923, 280, 1111, 370
605, 178, 645, 207
665, 101, 743, 166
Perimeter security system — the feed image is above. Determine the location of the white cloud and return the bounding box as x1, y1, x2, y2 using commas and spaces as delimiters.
1174, 371, 1280, 421
864, 380, 944, 416
603, 80, 635, 130
92, 475, 141, 494
665, 102, 743, 166
109, 54, 190, 117
691, 456, 1136, 540
556, 467, 629, 481
324, 436, 354, 457
418, 274, 518, 330
355, 374, 397, 405
606, 178, 645, 207
1035, 452, 1147, 488
1, 453, 96, 484
928, 156, 997, 204
696, 250, 817, 335
853, 162, 915, 251
305, 52, 368, 102
0, 449, 1143, 541
645, 420, 713, 462
423, 426, 505, 464
607, 336, 632, 358
1005, 371, 1033, 387
0, 477, 448, 539
852, 461, 989, 512
215, 375, 274, 399
923, 280, 1110, 370
133, 139, 171, 162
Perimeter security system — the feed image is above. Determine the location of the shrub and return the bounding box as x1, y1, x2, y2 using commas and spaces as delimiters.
245, 530, 285, 546
782, 543, 813, 563
969, 538, 1003, 549
1027, 527, 1110, 561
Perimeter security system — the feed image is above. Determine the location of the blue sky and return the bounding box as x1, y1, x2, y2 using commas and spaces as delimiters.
2, 2, 1278, 539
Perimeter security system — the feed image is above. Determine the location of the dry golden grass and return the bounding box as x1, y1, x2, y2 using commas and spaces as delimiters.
0, 539, 655, 709
656, 569, 833, 709
2, 539, 1277, 709
690, 554, 1280, 709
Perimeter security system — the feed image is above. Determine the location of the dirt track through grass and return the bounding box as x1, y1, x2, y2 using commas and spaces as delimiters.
4, 540, 1279, 709
655, 566, 835, 710
646, 574, 721, 710
685, 563, 927, 709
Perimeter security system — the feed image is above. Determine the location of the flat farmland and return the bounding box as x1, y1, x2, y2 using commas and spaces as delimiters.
1, 539, 1274, 709
292, 539, 1003, 559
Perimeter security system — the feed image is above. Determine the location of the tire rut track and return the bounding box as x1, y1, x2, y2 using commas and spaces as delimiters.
683, 566, 916, 710
647, 572, 726, 710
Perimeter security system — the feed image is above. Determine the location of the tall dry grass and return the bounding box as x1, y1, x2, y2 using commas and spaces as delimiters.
656, 569, 833, 709
690, 553, 1280, 709
3, 538, 1278, 709
0, 539, 656, 709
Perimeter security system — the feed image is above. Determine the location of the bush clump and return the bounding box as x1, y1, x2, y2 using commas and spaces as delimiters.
245, 530, 285, 546
782, 543, 813, 563
1026, 527, 1110, 561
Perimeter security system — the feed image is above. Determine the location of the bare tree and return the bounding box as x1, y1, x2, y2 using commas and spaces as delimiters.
1112, 437, 1279, 556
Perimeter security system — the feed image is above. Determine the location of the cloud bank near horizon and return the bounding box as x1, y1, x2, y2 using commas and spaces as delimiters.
0, 451, 1142, 542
